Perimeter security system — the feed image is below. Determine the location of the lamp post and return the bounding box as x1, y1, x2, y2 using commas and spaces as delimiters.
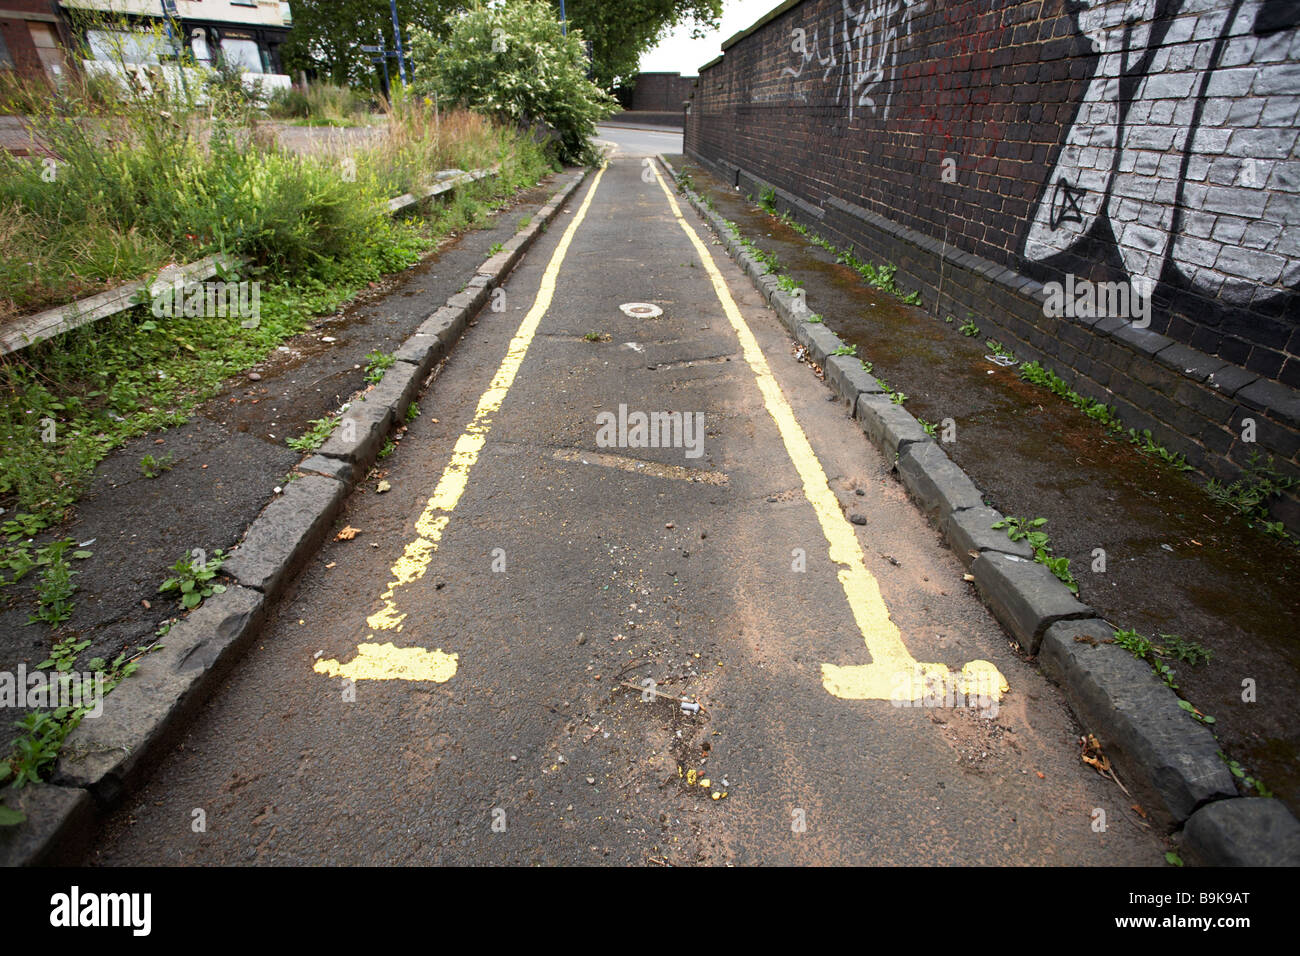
560, 0, 568, 36
160, 0, 190, 97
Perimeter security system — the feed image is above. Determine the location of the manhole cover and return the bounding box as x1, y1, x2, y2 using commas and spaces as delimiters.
619, 302, 663, 318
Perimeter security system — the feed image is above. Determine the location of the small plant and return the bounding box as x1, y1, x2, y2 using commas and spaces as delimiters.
1151, 656, 1180, 690
582, 331, 607, 343
139, 452, 175, 478
158, 550, 227, 611
992, 516, 1077, 593
758, 186, 778, 213
1164, 851, 1183, 867
378, 439, 396, 460
2, 513, 48, 540
489, 242, 505, 255
833, 249, 920, 303
776, 274, 803, 295
2, 711, 66, 789
831, 344, 858, 358
993, 515, 1049, 550
28, 541, 83, 627
919, 418, 937, 438
406, 401, 421, 423
958, 318, 980, 337
806, 313, 824, 324
1219, 752, 1273, 797
1, 641, 147, 793
890, 390, 908, 405
37, 636, 91, 673
1128, 428, 1193, 471
1206, 452, 1298, 531
363, 351, 396, 385
288, 417, 339, 452
1178, 699, 1215, 725
1160, 634, 1212, 666
1111, 627, 1153, 660
986, 339, 1016, 362
1112, 628, 1213, 694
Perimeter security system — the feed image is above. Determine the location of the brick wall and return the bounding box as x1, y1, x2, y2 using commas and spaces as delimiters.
685, 0, 1300, 524
626, 71, 694, 113
0, 2, 62, 79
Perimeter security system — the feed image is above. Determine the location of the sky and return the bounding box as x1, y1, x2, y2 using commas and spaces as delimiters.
639, 0, 785, 76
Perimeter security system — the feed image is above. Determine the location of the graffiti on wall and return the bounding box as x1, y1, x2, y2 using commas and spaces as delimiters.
780, 0, 929, 120
1024, 0, 1300, 306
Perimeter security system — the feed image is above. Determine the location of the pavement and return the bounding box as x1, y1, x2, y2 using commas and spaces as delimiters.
84, 128, 1165, 866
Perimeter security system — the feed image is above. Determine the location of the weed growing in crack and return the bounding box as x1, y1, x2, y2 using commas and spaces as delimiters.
158, 549, 226, 611
991, 515, 1078, 594
288, 416, 339, 452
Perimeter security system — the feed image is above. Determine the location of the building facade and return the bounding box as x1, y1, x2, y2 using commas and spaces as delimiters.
0, 1, 291, 82
0, 2, 71, 80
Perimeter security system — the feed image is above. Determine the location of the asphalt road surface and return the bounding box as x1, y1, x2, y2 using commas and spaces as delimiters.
88, 129, 1165, 866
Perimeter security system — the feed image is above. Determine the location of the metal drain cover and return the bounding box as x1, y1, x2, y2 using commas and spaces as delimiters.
619, 302, 663, 318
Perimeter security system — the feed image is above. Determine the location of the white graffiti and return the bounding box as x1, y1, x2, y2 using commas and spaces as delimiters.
782, 0, 929, 121
1025, 0, 1300, 304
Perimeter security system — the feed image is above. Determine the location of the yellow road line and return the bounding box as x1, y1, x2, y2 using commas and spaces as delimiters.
647, 163, 1006, 705
314, 165, 609, 683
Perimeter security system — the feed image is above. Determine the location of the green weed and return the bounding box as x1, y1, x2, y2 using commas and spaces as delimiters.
287, 417, 339, 452
992, 515, 1078, 593
139, 452, 175, 478
363, 351, 396, 385
158, 549, 226, 611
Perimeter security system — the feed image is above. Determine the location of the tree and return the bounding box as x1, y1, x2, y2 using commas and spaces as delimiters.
409, 1, 617, 165
280, 0, 456, 87
551, 0, 723, 90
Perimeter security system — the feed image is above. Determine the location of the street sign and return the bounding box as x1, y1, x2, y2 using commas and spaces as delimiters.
360, 45, 384, 53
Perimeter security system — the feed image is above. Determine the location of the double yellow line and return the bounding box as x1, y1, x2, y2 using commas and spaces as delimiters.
317, 156, 1005, 706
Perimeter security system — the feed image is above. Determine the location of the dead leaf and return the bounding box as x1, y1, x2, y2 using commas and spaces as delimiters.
335, 526, 361, 541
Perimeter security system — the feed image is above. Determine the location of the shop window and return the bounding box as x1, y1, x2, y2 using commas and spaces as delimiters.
219, 38, 264, 74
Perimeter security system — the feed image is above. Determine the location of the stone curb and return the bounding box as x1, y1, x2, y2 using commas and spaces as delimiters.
972, 551, 1094, 655
1, 166, 594, 866
0, 783, 96, 867
660, 154, 1300, 855
221, 475, 351, 595
52, 586, 267, 803
1039, 618, 1237, 825
1182, 797, 1300, 866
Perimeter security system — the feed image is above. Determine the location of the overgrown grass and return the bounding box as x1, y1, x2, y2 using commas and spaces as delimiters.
0, 71, 552, 529
0, 73, 547, 318
266, 83, 373, 126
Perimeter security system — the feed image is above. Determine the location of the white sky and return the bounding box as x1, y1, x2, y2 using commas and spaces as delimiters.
639, 0, 785, 76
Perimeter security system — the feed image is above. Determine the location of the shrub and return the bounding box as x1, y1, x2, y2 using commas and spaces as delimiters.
409, 0, 616, 165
